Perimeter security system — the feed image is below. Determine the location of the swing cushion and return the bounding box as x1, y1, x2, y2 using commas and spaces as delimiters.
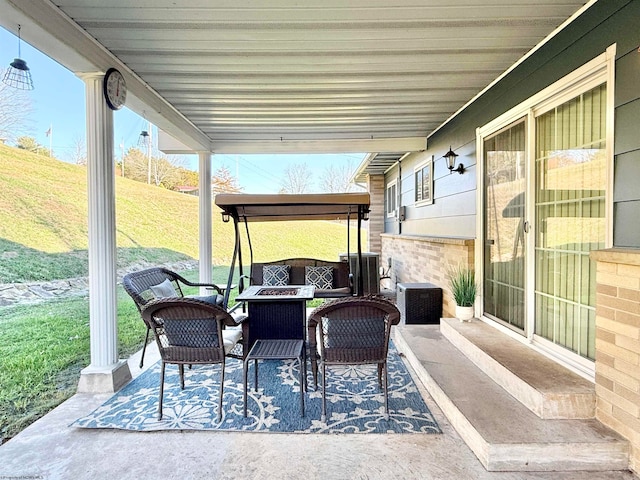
250, 258, 353, 298
305, 266, 333, 290
263, 265, 291, 286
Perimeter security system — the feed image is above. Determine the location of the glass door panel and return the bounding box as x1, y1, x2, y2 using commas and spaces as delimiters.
483, 120, 527, 332
534, 83, 606, 360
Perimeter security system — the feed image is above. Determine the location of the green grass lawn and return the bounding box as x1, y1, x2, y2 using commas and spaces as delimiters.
0, 290, 141, 441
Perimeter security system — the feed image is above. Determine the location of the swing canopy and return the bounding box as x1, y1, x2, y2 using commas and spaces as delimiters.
215, 192, 371, 223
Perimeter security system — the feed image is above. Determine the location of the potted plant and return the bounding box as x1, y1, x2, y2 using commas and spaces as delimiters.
447, 265, 477, 322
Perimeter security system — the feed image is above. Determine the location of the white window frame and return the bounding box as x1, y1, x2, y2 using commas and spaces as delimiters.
414, 156, 434, 206
475, 44, 616, 381
386, 180, 397, 218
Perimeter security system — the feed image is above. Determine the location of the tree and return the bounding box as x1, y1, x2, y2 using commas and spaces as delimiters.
152, 154, 184, 189
15, 136, 50, 156
175, 167, 199, 189
0, 72, 34, 144
67, 134, 87, 165
319, 161, 361, 193
212, 166, 242, 194
121, 147, 149, 182
280, 163, 312, 194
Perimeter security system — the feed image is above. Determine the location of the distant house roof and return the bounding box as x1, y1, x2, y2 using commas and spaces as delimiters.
175, 186, 198, 194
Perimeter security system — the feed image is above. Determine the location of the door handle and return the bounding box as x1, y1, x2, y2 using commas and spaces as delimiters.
523, 221, 530, 233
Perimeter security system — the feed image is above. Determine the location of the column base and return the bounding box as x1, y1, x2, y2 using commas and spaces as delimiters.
77, 360, 132, 393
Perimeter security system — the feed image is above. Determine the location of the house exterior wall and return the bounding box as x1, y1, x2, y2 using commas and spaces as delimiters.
384, 164, 400, 235
378, 0, 640, 472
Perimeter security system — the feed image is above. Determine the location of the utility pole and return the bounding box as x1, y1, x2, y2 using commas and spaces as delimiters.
45, 124, 52, 157
146, 121, 152, 185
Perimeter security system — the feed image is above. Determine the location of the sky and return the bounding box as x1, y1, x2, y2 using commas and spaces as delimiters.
0, 27, 365, 193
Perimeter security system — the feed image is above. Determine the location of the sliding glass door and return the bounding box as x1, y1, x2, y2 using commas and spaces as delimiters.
481, 82, 608, 363
533, 84, 607, 360
483, 120, 527, 332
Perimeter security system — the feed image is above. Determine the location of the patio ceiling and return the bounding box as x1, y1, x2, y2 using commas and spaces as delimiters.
1, 0, 588, 166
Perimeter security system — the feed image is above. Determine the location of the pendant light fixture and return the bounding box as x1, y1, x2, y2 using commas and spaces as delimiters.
2, 25, 34, 90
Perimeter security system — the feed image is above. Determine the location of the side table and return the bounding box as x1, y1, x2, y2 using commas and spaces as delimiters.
243, 339, 307, 417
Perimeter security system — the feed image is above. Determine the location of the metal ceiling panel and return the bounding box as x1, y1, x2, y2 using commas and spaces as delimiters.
2, 0, 589, 167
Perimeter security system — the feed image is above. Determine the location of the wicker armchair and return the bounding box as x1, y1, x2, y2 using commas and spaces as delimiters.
122, 267, 228, 368
308, 296, 400, 421
141, 298, 242, 422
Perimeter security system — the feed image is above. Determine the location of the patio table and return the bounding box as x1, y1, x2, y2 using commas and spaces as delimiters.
236, 284, 315, 347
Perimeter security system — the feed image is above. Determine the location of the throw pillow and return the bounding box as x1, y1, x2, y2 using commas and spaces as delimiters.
263, 265, 290, 286
149, 278, 178, 298
305, 266, 333, 290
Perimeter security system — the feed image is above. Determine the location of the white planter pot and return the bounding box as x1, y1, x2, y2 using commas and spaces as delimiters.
455, 305, 474, 322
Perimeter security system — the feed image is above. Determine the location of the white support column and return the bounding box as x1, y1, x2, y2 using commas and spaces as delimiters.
199, 152, 213, 293
77, 72, 131, 393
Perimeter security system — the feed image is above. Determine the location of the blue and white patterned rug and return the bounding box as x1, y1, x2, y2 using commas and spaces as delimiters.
73, 345, 441, 434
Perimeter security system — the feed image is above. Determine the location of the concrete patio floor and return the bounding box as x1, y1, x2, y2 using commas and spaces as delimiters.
0, 334, 636, 480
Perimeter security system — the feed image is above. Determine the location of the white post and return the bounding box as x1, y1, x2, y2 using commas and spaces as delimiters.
199, 152, 213, 293
77, 72, 131, 393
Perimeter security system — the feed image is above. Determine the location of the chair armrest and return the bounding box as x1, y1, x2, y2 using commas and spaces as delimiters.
169, 270, 224, 295
238, 274, 251, 293
224, 313, 248, 327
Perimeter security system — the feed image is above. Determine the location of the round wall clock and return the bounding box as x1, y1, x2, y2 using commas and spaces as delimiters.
103, 68, 126, 110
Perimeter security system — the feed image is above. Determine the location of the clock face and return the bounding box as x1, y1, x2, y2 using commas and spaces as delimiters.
103, 68, 126, 110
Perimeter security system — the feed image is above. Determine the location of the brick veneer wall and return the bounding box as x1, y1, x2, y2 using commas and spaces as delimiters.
592, 248, 640, 473
367, 174, 385, 255
381, 233, 474, 317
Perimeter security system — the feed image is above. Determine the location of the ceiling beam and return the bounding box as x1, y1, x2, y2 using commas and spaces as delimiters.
2, 0, 211, 152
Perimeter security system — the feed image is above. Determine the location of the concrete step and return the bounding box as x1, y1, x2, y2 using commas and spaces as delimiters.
440, 318, 595, 419
393, 324, 629, 472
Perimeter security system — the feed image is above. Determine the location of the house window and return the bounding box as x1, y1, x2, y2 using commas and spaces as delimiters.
386, 181, 397, 217
414, 157, 433, 205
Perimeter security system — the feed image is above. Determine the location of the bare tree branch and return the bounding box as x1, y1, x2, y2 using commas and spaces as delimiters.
66, 134, 87, 165
280, 163, 312, 194
213, 166, 243, 194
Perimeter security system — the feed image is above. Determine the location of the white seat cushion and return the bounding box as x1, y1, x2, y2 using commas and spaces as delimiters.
149, 278, 177, 298
222, 329, 243, 354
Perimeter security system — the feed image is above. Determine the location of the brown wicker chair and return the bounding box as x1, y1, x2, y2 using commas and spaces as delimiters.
122, 267, 229, 368
308, 296, 400, 422
141, 298, 242, 422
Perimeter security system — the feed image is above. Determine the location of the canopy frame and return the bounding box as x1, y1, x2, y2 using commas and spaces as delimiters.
215, 193, 371, 306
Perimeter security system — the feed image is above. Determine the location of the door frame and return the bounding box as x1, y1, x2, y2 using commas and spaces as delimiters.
474, 45, 616, 379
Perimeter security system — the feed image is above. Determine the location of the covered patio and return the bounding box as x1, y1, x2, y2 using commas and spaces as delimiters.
0, 327, 633, 479
0, 0, 591, 393
1, 1, 639, 478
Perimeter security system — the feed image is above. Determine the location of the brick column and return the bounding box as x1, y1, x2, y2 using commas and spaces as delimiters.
591, 248, 640, 474
367, 174, 384, 255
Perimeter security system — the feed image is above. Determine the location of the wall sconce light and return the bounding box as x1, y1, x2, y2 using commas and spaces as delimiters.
443, 146, 465, 174
362, 208, 370, 221
221, 212, 230, 223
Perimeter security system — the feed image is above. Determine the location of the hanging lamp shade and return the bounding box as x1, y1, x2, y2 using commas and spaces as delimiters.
2, 25, 34, 91
138, 130, 150, 147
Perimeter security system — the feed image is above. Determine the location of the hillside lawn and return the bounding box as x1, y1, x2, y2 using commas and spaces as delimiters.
0, 144, 367, 443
